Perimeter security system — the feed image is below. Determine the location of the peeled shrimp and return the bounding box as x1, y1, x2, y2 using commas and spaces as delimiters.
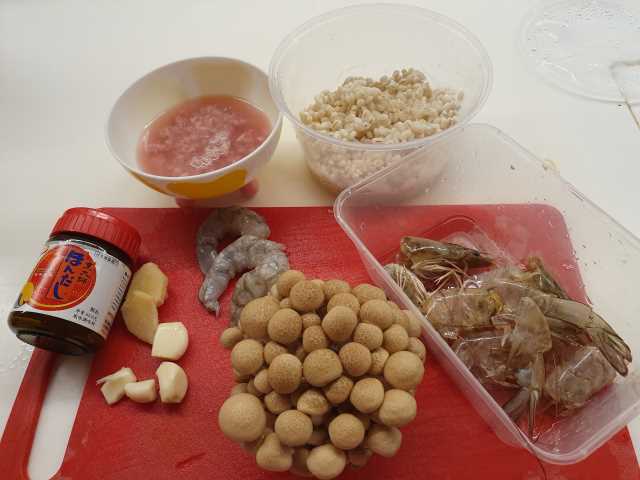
199, 235, 288, 314
196, 207, 270, 274
228, 242, 290, 325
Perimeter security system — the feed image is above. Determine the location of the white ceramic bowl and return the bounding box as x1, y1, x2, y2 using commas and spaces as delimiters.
107, 57, 282, 200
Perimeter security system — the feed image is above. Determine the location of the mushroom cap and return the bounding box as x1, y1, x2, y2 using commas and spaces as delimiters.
353, 323, 384, 351
350, 378, 384, 413
359, 299, 394, 330
328, 413, 366, 450
268, 308, 303, 345
268, 353, 302, 394
338, 342, 372, 377
352, 283, 386, 304
378, 389, 417, 427
218, 393, 266, 443
275, 409, 313, 447
323, 279, 351, 300
239, 297, 280, 339
382, 324, 410, 353
303, 349, 343, 387
321, 306, 358, 343
365, 424, 402, 458
290, 280, 325, 313
277, 270, 306, 297
384, 351, 425, 391
307, 444, 347, 480
231, 339, 264, 376
326, 293, 360, 315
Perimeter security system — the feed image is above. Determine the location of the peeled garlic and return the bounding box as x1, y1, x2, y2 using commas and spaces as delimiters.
97, 367, 137, 405
124, 379, 157, 403
121, 290, 158, 344
156, 361, 188, 403
128, 262, 168, 306
151, 322, 189, 360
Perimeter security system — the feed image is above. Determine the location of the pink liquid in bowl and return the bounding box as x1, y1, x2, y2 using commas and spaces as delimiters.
137, 95, 271, 177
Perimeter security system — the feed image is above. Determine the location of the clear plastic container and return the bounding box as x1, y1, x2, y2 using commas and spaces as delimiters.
519, 0, 640, 103
334, 123, 640, 464
269, 4, 492, 194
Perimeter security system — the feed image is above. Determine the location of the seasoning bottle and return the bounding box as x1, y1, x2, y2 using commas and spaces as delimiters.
8, 208, 141, 355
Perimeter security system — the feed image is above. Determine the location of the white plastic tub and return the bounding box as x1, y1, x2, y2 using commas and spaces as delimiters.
334, 124, 640, 464
269, 4, 492, 193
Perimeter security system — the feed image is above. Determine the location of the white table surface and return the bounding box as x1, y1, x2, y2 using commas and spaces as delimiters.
1, 0, 639, 478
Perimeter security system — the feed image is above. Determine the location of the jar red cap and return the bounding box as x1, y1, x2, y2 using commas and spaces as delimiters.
51, 208, 141, 261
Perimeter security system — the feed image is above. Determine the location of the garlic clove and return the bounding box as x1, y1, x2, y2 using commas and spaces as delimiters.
97, 367, 137, 405
156, 361, 188, 403
151, 322, 189, 360
128, 262, 168, 306
121, 290, 159, 344
124, 379, 157, 403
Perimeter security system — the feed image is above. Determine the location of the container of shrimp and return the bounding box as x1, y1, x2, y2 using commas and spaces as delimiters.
334, 123, 640, 464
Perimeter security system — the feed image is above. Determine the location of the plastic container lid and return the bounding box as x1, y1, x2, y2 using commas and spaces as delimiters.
51, 208, 141, 260
519, 0, 640, 102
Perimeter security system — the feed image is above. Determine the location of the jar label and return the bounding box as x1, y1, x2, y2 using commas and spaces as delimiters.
12, 240, 132, 339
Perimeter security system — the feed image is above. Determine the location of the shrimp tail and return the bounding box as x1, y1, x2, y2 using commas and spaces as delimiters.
587, 325, 631, 376
198, 282, 222, 315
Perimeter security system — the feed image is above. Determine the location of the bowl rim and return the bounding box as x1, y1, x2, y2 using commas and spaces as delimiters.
268, 3, 493, 152
105, 56, 284, 183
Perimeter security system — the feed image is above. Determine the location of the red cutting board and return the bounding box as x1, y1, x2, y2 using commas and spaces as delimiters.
1, 207, 638, 480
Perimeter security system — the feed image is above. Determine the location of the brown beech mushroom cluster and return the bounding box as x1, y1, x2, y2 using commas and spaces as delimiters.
217, 270, 427, 479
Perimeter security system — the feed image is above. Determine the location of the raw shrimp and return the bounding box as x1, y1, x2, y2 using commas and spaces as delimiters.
477, 258, 569, 300
199, 235, 288, 314
384, 263, 429, 309
196, 207, 270, 274
523, 256, 569, 299
385, 262, 500, 339
400, 236, 493, 288
228, 243, 290, 325
386, 262, 501, 340
452, 331, 515, 388
485, 278, 631, 376
508, 297, 552, 365
502, 297, 553, 436
424, 287, 502, 341
544, 345, 616, 411
400, 236, 494, 268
